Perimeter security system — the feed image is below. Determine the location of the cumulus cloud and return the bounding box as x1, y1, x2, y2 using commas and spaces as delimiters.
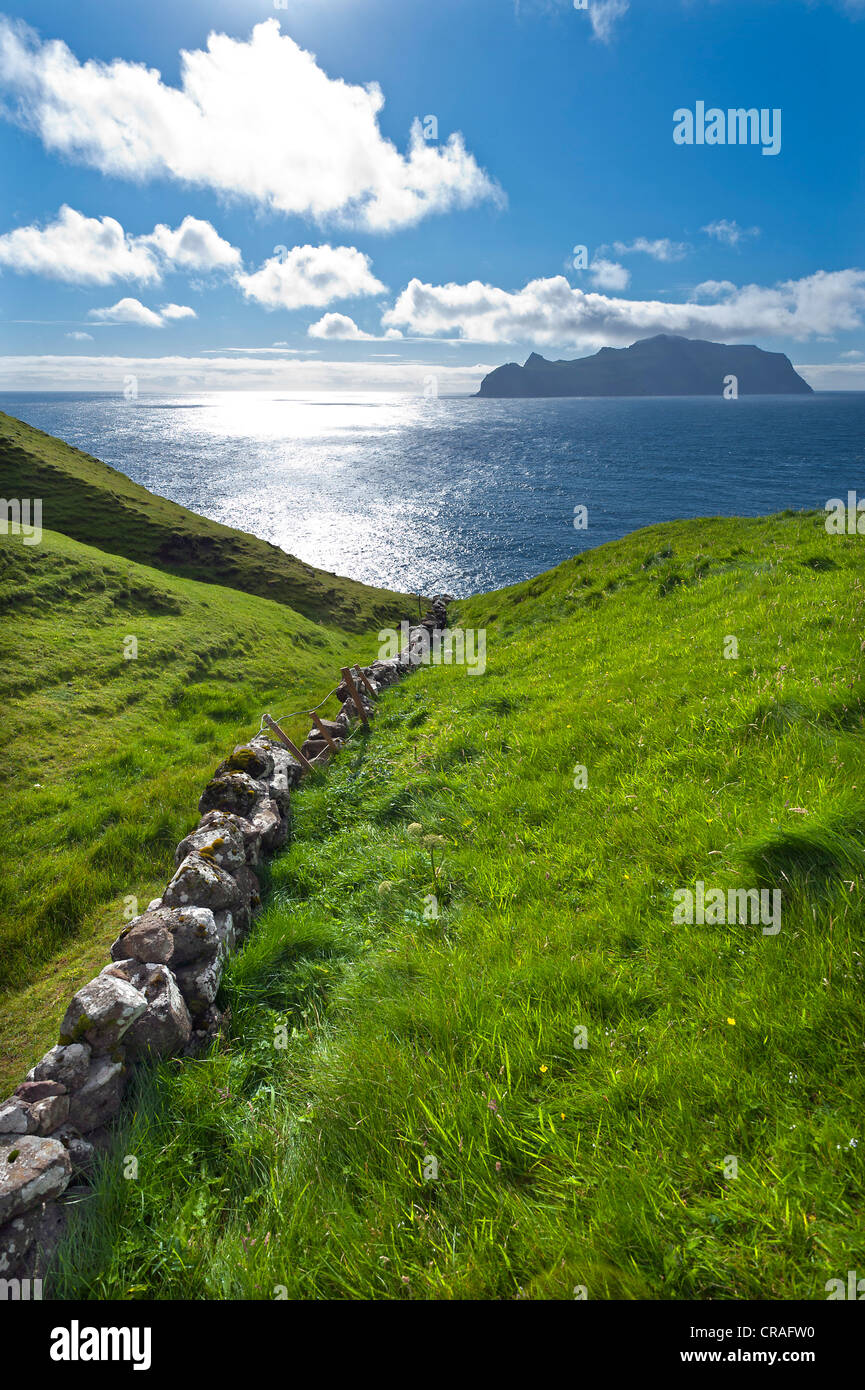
237, 245, 386, 311
65, 330, 93, 340
307, 312, 404, 340
692, 280, 738, 301
159, 303, 197, 320
308, 313, 373, 340
87, 297, 193, 327
0, 205, 240, 285
702, 220, 761, 248
0, 18, 500, 232
589, 258, 631, 291
309, 313, 372, 341
382, 269, 865, 349
141, 216, 240, 272
0, 206, 160, 284
609, 237, 689, 262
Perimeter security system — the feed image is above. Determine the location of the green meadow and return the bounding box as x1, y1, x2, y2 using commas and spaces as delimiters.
49, 509, 865, 1300
0, 415, 407, 1094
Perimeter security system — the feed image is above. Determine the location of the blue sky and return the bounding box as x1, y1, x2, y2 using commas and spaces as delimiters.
0, 0, 862, 391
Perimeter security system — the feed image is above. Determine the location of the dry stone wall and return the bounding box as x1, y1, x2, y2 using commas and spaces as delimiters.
0, 599, 449, 1283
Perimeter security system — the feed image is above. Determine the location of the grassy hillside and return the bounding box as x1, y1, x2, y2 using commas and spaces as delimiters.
0, 410, 407, 629
0, 523, 395, 1094
54, 509, 865, 1300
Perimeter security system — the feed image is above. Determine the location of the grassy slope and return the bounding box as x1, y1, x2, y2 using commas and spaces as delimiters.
0, 409, 407, 630
54, 510, 865, 1300
0, 524, 393, 1094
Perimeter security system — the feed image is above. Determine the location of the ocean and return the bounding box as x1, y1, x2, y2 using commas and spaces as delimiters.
3, 390, 863, 596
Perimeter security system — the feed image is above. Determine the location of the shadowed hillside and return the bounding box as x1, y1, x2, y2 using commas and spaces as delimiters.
0, 410, 408, 630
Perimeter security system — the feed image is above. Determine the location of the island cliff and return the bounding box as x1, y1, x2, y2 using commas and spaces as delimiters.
476, 334, 813, 397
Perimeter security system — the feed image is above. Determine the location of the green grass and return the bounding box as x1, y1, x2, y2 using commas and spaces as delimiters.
0, 409, 407, 629
51, 509, 865, 1300
0, 523, 396, 1093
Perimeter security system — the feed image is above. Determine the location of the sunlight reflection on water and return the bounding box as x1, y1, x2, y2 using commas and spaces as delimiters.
3, 390, 863, 596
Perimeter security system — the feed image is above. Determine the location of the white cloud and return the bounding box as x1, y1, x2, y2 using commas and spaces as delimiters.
794, 361, 865, 390
0, 205, 160, 284
0, 205, 240, 285
308, 313, 374, 340
702, 220, 761, 248
0, 354, 495, 394
65, 330, 93, 341
237, 245, 386, 311
159, 303, 197, 321
692, 280, 738, 301
88, 297, 166, 327
142, 216, 240, 272
839, 348, 864, 359
589, 0, 629, 42
0, 18, 500, 232
383, 269, 865, 349
308, 312, 404, 340
610, 237, 689, 262
589, 258, 631, 291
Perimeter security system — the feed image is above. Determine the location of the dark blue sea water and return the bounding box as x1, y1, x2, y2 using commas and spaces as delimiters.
2, 391, 863, 596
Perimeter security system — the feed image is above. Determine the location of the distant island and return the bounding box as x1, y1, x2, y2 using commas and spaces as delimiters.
476, 334, 813, 397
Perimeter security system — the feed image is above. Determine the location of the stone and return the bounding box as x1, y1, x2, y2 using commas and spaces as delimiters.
0, 1099, 35, 1136
210, 910, 235, 954
174, 952, 225, 1018
0, 1207, 43, 1276
248, 738, 299, 812
26, 1044, 91, 1093
314, 717, 347, 737
0, 1136, 71, 1226
182, 1004, 224, 1056
215, 742, 274, 782
30, 1095, 70, 1136
10, 1200, 67, 1281
49, 1125, 97, 1179
173, 819, 246, 873
103, 962, 192, 1057
198, 809, 262, 865
59, 975, 147, 1054
110, 904, 223, 968
163, 851, 242, 913
339, 697, 365, 723
198, 771, 266, 820
15, 1081, 66, 1104
370, 659, 401, 687
227, 869, 258, 942
233, 864, 261, 915
249, 798, 287, 854
68, 1055, 126, 1135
